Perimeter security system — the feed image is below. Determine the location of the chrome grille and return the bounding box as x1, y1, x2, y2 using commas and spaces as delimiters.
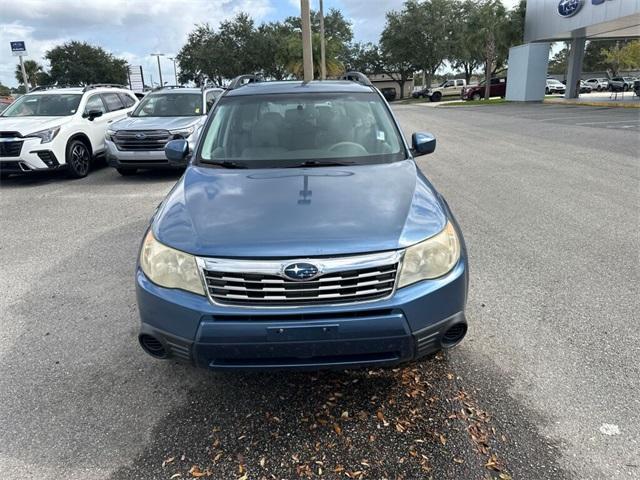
199, 252, 402, 307
113, 130, 171, 151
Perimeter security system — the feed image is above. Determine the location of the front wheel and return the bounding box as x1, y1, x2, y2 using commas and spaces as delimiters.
117, 167, 138, 176
624, 84, 630, 92
66, 140, 91, 178
430, 92, 442, 102
545, 87, 550, 95
472, 93, 482, 101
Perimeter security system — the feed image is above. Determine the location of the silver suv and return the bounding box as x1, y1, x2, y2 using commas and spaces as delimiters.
105, 86, 223, 175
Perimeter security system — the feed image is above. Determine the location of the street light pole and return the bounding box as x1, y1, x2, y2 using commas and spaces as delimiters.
168, 57, 178, 85
319, 0, 326, 80
150, 53, 164, 86
300, 0, 314, 82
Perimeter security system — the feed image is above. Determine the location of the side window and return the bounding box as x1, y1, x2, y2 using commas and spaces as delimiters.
444, 81, 454, 88
101, 92, 125, 112
84, 95, 106, 114
456, 80, 464, 87
118, 93, 136, 108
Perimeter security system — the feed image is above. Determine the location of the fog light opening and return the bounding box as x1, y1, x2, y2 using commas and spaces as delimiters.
139, 334, 168, 359
441, 323, 467, 348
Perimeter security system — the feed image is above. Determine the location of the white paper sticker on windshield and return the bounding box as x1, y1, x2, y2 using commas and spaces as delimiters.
377, 131, 385, 141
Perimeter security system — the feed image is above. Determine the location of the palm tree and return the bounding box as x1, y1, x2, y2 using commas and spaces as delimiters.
15, 60, 44, 88
285, 33, 344, 79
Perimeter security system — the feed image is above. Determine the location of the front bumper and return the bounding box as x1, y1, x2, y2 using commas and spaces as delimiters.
105, 139, 177, 169
0, 136, 65, 173
136, 258, 468, 371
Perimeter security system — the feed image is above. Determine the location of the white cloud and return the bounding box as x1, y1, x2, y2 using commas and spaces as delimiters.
0, 0, 274, 87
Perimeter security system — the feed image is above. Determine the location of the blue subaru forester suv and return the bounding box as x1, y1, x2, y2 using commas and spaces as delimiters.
136, 74, 468, 370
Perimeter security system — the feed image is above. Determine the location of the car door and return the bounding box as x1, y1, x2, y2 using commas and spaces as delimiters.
442, 80, 456, 97
82, 94, 109, 154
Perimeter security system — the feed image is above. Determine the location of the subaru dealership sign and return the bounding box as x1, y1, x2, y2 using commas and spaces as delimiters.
524, 0, 638, 43
558, 0, 583, 17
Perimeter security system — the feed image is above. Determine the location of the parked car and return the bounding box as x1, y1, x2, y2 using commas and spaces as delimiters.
584, 78, 608, 91
579, 81, 592, 94
105, 85, 224, 175
423, 79, 469, 102
135, 75, 468, 371
546, 79, 566, 95
609, 77, 635, 91
634, 80, 640, 97
380, 87, 397, 102
0, 85, 138, 179
461, 77, 507, 101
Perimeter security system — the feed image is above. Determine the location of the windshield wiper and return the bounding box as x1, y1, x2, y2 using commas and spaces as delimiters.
284, 160, 356, 168
202, 160, 248, 169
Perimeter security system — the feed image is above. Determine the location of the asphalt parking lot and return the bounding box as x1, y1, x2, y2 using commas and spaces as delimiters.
1, 102, 638, 480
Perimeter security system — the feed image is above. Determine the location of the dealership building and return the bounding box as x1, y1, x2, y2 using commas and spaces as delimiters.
506, 0, 640, 101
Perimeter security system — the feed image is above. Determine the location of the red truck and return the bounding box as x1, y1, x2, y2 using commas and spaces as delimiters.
461, 77, 507, 101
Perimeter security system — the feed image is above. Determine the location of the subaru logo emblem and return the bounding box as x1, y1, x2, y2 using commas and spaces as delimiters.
283, 262, 320, 281
558, 0, 583, 17
135, 132, 146, 140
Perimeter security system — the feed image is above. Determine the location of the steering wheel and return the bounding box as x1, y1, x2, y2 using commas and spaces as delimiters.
328, 141, 369, 155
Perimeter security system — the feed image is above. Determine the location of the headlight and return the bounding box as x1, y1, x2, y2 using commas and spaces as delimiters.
139, 230, 205, 296
106, 129, 116, 141
26, 126, 60, 143
169, 126, 195, 138
398, 221, 460, 288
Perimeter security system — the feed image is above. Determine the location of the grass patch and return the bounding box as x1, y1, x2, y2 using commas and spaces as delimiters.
439, 98, 508, 107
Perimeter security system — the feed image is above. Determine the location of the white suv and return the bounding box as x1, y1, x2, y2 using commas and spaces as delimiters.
0, 85, 138, 179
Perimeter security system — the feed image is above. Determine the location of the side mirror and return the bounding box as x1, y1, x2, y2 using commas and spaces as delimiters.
411, 132, 436, 157
165, 139, 189, 166
84, 109, 103, 121
126, 111, 132, 116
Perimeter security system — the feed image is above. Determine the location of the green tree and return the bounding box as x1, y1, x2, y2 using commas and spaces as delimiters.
548, 42, 570, 75
283, 32, 345, 79
379, 9, 419, 98
450, 0, 483, 83
0, 83, 11, 96
46, 41, 127, 85
601, 40, 640, 76
469, 0, 511, 99
14, 60, 45, 88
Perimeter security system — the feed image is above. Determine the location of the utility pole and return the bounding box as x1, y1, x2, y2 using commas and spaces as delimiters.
319, 0, 326, 80
168, 57, 178, 85
19, 56, 29, 93
300, 0, 314, 82
150, 53, 164, 87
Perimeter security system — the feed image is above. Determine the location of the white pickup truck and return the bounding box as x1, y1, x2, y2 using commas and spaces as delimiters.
413, 79, 469, 102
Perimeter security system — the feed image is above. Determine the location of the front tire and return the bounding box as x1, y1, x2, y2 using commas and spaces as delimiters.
117, 167, 138, 176
430, 92, 442, 102
66, 139, 91, 178
545, 87, 550, 95
472, 93, 482, 101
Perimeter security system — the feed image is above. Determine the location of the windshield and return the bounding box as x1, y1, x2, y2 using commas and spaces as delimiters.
131, 92, 202, 117
548, 79, 563, 85
2, 93, 81, 117
198, 92, 405, 168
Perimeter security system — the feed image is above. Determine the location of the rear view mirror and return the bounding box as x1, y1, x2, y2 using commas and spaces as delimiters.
84, 109, 103, 121
165, 139, 189, 166
411, 132, 436, 156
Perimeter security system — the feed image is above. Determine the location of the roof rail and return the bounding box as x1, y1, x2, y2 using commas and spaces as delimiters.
227, 74, 263, 90
152, 85, 186, 91
29, 84, 82, 92
82, 83, 127, 92
341, 71, 373, 86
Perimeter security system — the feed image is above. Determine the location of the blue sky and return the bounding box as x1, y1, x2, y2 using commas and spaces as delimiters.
0, 0, 521, 87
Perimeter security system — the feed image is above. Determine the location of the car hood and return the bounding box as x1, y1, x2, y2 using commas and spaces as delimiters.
111, 115, 203, 131
152, 160, 448, 258
0, 116, 67, 135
